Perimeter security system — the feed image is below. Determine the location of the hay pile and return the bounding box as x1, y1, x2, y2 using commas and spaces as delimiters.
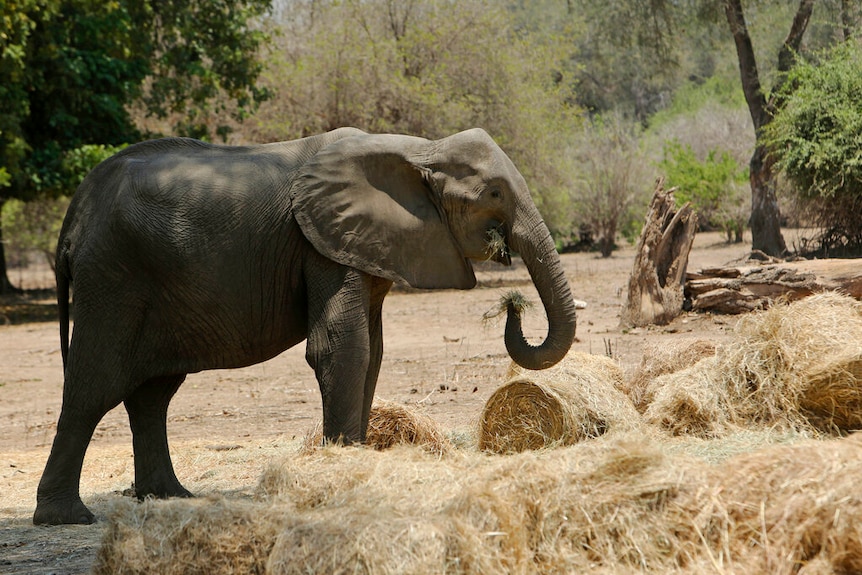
479, 352, 641, 453
626, 339, 716, 412
94, 432, 862, 574
91, 292, 862, 573
95, 496, 287, 574
643, 292, 862, 437
301, 399, 451, 455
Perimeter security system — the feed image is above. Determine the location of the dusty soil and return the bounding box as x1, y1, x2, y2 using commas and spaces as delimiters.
0, 231, 785, 574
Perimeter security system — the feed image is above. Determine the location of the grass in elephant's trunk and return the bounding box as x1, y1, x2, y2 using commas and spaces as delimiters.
482, 290, 533, 324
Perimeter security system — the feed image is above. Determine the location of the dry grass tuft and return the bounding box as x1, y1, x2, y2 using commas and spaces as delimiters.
94, 496, 287, 575
485, 227, 508, 262
643, 292, 862, 437
482, 290, 533, 323
626, 339, 716, 412
301, 399, 451, 456
479, 352, 641, 453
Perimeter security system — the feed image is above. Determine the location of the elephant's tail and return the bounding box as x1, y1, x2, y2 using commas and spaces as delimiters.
56, 248, 71, 371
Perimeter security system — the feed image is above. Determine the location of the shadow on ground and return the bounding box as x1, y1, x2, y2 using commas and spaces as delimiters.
0, 290, 58, 325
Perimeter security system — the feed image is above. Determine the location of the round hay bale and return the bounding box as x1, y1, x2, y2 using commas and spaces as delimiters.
479, 352, 641, 453
626, 339, 717, 412
302, 400, 451, 455
714, 292, 862, 433
506, 350, 626, 387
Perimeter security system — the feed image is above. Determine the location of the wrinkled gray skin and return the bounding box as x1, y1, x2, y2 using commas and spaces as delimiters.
33, 128, 576, 525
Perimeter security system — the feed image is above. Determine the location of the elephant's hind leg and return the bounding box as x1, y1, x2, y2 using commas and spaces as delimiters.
33, 406, 106, 525
124, 374, 191, 499
34, 361, 128, 525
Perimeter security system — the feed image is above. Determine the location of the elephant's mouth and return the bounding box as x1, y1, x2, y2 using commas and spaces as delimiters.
485, 225, 512, 266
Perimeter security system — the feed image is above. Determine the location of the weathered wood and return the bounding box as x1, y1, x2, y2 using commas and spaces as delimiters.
685, 258, 862, 313
620, 180, 698, 327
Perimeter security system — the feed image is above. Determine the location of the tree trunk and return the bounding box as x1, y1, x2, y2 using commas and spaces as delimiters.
748, 143, 787, 257
620, 180, 698, 328
0, 201, 21, 295
724, 0, 813, 257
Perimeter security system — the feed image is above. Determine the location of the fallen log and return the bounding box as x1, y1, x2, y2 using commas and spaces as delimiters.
686, 258, 862, 313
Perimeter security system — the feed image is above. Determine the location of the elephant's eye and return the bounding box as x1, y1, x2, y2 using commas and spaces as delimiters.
489, 188, 502, 200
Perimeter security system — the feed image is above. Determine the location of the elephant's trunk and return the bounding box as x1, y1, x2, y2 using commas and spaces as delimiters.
505, 203, 577, 370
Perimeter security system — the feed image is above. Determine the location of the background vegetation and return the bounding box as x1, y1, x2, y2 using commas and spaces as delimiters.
1, 0, 860, 291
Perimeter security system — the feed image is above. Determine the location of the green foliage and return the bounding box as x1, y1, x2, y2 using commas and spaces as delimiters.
1, 0, 271, 203
765, 41, 862, 252
766, 42, 862, 201
1, 195, 70, 268
565, 114, 652, 257
61, 143, 126, 190
257, 0, 581, 236
659, 140, 748, 241
648, 76, 747, 131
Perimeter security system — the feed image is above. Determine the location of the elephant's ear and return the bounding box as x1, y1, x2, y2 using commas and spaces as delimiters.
290, 134, 476, 289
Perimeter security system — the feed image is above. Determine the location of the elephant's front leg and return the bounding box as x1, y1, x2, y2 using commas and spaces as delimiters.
305, 257, 377, 443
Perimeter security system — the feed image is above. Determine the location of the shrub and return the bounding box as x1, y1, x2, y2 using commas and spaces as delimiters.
765, 41, 862, 255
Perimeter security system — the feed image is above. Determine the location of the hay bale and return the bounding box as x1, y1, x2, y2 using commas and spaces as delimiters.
626, 338, 716, 412
94, 431, 862, 574
301, 399, 451, 455
642, 356, 733, 438
715, 292, 862, 433
685, 434, 862, 574
260, 436, 698, 574
93, 496, 286, 575
798, 355, 862, 432
479, 352, 641, 453
642, 292, 862, 437
266, 509, 450, 574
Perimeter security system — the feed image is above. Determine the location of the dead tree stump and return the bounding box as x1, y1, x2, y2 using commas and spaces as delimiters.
620, 180, 698, 327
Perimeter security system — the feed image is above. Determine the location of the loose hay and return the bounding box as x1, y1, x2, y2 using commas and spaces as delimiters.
717, 292, 862, 432
301, 399, 451, 455
94, 496, 286, 575
626, 339, 717, 412
643, 356, 733, 438
642, 292, 862, 436
479, 352, 641, 453
94, 432, 862, 574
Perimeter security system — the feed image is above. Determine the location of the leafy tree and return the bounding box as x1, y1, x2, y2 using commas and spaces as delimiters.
659, 140, 749, 242
765, 40, 862, 255
254, 0, 581, 235
0, 0, 271, 292
564, 0, 681, 122
566, 115, 651, 257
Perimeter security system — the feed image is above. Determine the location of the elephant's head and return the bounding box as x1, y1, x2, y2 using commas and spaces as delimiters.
291, 128, 576, 370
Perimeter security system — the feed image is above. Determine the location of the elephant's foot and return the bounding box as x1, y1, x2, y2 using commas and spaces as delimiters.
33, 497, 95, 525
131, 476, 194, 500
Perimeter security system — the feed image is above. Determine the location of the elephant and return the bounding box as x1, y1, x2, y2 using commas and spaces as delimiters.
33, 127, 577, 525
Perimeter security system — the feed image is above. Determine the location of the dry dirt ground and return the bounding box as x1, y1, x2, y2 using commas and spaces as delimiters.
0, 230, 809, 574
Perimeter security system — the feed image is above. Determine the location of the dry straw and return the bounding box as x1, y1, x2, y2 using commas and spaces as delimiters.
94, 432, 862, 574
479, 352, 642, 453
301, 399, 451, 455
642, 292, 862, 437
626, 339, 716, 412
